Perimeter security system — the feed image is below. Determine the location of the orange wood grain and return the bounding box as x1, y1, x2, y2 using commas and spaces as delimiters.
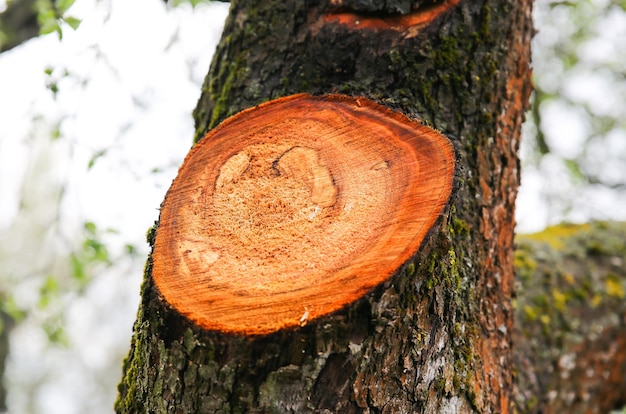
323, 0, 460, 35
152, 94, 454, 335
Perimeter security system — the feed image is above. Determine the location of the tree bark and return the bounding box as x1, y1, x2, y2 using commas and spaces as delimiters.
116, 0, 533, 412
513, 221, 626, 413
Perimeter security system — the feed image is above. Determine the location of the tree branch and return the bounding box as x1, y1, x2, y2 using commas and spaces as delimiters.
0, 0, 39, 53
514, 221, 626, 413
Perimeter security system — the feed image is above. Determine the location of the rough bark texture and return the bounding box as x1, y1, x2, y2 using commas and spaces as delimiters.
514, 221, 626, 413
116, 0, 533, 412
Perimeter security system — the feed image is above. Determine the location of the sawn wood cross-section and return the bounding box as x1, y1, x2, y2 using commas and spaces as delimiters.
152, 94, 454, 335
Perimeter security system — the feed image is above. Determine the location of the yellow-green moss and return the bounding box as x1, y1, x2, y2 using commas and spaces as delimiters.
551, 288, 567, 312
451, 217, 471, 238
514, 248, 537, 281
520, 222, 591, 250
605, 274, 625, 299
405, 263, 415, 278
145, 222, 157, 247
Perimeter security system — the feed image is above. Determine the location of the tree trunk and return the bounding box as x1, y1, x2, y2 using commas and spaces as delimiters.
116, 0, 533, 412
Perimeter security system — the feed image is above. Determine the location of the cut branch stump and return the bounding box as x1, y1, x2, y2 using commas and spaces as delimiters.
152, 94, 454, 335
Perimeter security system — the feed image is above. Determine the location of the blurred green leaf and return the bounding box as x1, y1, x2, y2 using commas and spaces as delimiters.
63, 16, 82, 31
87, 149, 107, 170
55, 0, 76, 14
39, 275, 59, 309
84, 221, 97, 236
39, 17, 60, 36
42, 318, 69, 346
83, 238, 109, 263
125, 243, 138, 256
50, 126, 62, 140
70, 253, 87, 284
0, 297, 26, 323
48, 81, 59, 96
169, 0, 210, 8
564, 159, 586, 182
37, 5, 56, 23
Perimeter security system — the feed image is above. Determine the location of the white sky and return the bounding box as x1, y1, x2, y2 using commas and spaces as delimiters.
0, 1, 229, 412
0, 0, 624, 412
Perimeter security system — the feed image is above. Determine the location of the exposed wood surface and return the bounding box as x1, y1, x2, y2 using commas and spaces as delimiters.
152, 94, 454, 335
323, 0, 460, 34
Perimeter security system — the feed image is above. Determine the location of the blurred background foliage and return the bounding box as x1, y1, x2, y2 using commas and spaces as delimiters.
520, 0, 626, 226
0, 0, 624, 413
